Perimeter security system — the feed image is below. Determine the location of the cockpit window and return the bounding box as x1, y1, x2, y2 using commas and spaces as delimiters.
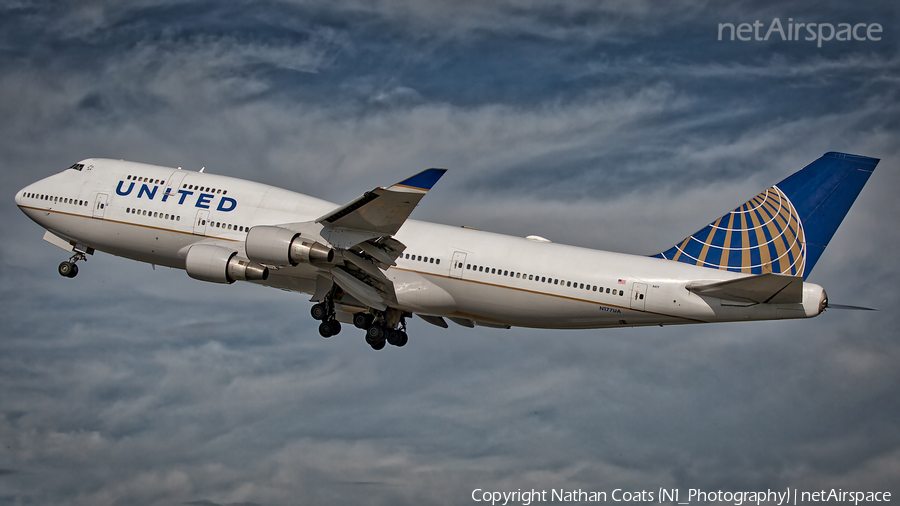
68, 163, 84, 171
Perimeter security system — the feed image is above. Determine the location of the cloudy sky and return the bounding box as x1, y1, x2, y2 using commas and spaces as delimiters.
2, 1, 899, 505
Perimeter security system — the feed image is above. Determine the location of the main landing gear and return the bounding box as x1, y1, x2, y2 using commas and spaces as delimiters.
311, 295, 409, 350
359, 313, 408, 351
58, 252, 86, 278
311, 298, 342, 338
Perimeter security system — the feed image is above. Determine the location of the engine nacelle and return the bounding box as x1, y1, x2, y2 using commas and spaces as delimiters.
245, 225, 334, 267
185, 244, 269, 284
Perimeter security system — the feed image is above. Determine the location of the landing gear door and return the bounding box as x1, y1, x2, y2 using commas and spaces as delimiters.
630, 282, 648, 311
450, 251, 467, 279
92, 193, 108, 219
193, 210, 209, 235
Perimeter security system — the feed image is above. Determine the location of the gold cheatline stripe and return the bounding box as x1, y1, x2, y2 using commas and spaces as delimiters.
17, 205, 240, 242
24, 205, 704, 324
390, 267, 706, 323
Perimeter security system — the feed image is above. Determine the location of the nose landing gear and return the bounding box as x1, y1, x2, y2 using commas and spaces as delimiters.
58, 252, 86, 278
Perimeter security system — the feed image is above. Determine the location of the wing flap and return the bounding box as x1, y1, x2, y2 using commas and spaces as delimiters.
686, 273, 803, 304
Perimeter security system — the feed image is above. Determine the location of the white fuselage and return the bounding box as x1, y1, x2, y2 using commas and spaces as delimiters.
16, 159, 826, 329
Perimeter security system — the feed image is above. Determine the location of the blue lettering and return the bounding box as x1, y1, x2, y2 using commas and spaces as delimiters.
177, 189, 194, 204
138, 184, 158, 200
161, 188, 172, 202
196, 193, 214, 209
116, 181, 134, 196
217, 197, 237, 212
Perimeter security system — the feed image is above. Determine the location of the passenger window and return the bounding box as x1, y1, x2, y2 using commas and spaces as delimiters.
435, 259, 440, 264
490, 268, 495, 274
405, 254, 410, 259
228, 224, 232, 230
580, 283, 584, 289
176, 216, 180, 221
516, 273, 521, 278
639, 294, 644, 300
541, 277, 546, 282
606, 288, 610, 293
466, 264, 471, 269
126, 207, 130, 212
612, 289, 618, 295
593, 286, 597, 291
417, 255, 422, 261
479, 266, 483, 272
223, 191, 227, 195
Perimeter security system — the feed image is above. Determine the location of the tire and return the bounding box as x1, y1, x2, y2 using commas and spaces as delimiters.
397, 332, 408, 347
58, 261, 72, 277
365, 325, 384, 345
330, 321, 341, 336
353, 313, 369, 329
386, 329, 402, 346
318, 321, 333, 338
68, 264, 78, 278
367, 325, 384, 340
310, 303, 327, 321
370, 339, 386, 351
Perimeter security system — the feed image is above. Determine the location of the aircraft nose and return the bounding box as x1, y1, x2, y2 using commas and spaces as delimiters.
15, 186, 27, 207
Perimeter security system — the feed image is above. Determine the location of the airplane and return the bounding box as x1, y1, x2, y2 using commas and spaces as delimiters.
15, 151, 878, 350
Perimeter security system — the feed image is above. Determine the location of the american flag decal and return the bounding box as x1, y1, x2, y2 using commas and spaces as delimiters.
617, 279, 626, 285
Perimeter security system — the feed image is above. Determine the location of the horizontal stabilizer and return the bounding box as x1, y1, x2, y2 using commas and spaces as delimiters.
686, 273, 803, 304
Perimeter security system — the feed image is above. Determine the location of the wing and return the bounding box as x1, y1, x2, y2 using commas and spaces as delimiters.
297, 168, 447, 308
315, 168, 446, 248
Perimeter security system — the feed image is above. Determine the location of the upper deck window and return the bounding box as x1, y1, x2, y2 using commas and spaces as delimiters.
68, 163, 84, 171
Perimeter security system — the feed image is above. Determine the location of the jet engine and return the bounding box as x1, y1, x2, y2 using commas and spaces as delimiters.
185, 244, 269, 284
245, 225, 334, 267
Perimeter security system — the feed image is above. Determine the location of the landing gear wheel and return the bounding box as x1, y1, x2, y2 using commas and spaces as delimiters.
365, 325, 385, 345
319, 321, 334, 338
353, 313, 374, 329
58, 261, 77, 278
310, 303, 327, 321
387, 329, 403, 346
329, 321, 341, 336
370, 339, 386, 351
397, 331, 408, 347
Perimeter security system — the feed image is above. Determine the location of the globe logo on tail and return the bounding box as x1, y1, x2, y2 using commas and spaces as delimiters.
653, 185, 806, 276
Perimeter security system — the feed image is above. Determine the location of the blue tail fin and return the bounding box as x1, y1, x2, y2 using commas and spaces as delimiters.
651, 152, 878, 279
